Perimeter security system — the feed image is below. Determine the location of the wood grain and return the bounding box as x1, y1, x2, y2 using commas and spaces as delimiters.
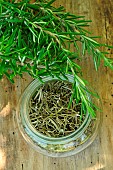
0, 0, 113, 169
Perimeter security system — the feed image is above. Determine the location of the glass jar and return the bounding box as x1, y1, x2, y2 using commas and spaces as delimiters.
16, 75, 101, 157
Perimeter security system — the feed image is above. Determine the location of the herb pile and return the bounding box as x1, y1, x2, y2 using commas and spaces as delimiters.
29, 81, 85, 137
0, 0, 113, 117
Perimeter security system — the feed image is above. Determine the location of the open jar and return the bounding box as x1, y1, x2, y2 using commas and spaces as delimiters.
16, 75, 101, 157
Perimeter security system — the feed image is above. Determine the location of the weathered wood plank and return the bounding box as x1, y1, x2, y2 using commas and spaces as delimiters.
0, 0, 113, 170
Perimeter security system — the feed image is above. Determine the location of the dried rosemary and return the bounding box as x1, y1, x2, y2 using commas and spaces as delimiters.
28, 81, 85, 137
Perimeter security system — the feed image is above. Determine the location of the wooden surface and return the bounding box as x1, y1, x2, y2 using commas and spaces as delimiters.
0, 0, 113, 169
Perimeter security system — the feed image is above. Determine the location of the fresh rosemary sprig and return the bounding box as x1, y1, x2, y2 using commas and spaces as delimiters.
0, 0, 113, 117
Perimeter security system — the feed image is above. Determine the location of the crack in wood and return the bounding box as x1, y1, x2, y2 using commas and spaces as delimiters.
104, 15, 108, 41
22, 164, 23, 170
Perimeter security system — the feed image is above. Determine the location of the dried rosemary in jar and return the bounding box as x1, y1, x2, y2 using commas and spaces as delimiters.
28, 81, 85, 137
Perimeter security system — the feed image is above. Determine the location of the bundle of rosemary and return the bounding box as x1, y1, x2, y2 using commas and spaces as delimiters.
0, 0, 113, 119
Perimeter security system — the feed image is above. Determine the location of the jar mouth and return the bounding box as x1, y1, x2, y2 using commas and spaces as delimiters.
19, 75, 92, 142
